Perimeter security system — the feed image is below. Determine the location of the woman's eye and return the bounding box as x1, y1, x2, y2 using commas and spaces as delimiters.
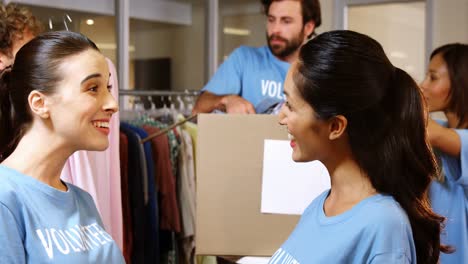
89, 86, 98, 92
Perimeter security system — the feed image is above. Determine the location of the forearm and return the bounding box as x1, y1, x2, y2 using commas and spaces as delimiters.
192, 91, 256, 114
428, 122, 461, 157
192, 91, 225, 114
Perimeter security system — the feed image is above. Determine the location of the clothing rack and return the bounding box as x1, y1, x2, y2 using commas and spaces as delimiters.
118, 90, 199, 264
118, 89, 199, 143
140, 114, 197, 144
48, 13, 73, 31
119, 89, 199, 96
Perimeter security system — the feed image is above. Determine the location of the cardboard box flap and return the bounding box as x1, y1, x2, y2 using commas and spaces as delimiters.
196, 114, 300, 256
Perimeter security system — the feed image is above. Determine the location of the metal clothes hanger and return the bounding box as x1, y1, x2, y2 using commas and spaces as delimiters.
48, 14, 72, 31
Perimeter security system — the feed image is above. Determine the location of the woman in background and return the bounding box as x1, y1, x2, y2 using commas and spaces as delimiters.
273, 30, 450, 263
0, 31, 125, 263
421, 43, 468, 264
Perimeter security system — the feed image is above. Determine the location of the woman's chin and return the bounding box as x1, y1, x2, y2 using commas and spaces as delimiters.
85, 140, 109, 152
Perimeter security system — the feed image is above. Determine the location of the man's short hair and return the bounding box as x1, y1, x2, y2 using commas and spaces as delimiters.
261, 0, 322, 31
0, 3, 43, 56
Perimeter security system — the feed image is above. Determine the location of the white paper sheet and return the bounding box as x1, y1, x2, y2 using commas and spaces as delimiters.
237, 256, 271, 264
261, 140, 330, 215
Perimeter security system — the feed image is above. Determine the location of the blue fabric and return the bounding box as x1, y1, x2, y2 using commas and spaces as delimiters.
269, 190, 415, 264
0, 165, 125, 263
255, 97, 282, 114
202, 46, 290, 112
120, 124, 146, 263
429, 123, 468, 263
126, 125, 160, 264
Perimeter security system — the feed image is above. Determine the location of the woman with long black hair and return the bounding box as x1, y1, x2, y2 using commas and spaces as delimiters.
272, 30, 450, 263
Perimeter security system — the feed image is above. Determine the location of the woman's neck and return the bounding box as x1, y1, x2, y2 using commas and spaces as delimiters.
1, 130, 72, 191
324, 158, 377, 216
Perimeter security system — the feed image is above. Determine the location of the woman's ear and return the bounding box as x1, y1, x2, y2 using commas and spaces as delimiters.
28, 91, 49, 119
329, 115, 347, 140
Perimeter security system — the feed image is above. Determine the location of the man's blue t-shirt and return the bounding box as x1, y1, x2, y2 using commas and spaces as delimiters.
430, 124, 468, 263
202, 45, 290, 112
269, 190, 416, 264
0, 165, 125, 263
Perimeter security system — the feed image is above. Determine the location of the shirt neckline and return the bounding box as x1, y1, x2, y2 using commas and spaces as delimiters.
0, 165, 72, 202
317, 190, 385, 225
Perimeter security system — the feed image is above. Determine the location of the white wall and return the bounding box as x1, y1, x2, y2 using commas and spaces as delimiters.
319, 0, 334, 33
347, 3, 425, 81
433, 0, 468, 47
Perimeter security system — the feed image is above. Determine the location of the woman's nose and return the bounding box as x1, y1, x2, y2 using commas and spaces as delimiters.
104, 91, 119, 115
278, 105, 287, 125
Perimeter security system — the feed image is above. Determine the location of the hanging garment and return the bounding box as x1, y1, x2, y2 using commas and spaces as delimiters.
178, 129, 197, 264
120, 124, 146, 264
119, 132, 133, 264
127, 124, 160, 264
142, 125, 181, 232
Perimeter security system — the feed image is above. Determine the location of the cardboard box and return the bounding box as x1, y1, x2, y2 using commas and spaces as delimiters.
196, 114, 301, 256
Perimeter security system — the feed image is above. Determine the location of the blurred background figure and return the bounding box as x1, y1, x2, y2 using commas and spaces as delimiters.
0, 1, 43, 71
421, 43, 468, 264
192, 0, 321, 115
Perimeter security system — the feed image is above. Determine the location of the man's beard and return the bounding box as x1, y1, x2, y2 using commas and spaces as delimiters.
267, 29, 305, 59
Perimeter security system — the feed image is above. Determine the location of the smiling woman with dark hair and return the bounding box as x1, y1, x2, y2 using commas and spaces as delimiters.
273, 30, 451, 263
0, 31, 124, 263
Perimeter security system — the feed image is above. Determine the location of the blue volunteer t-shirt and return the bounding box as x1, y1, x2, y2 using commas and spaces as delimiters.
269, 190, 416, 264
0, 165, 125, 263
429, 122, 468, 263
202, 45, 290, 112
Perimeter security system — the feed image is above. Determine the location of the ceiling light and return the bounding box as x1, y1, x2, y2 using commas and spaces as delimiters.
86, 19, 94, 26
96, 43, 136, 52
223, 27, 250, 36
390, 51, 407, 59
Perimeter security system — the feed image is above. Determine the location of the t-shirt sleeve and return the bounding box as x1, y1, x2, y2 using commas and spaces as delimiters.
369, 252, 411, 264
455, 129, 468, 188
201, 47, 244, 96
0, 203, 25, 263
